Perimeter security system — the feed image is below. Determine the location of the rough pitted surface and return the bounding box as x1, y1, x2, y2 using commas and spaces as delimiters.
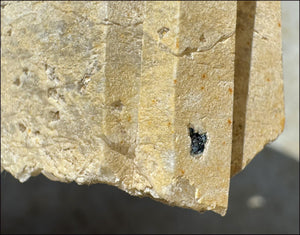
1, 1, 284, 216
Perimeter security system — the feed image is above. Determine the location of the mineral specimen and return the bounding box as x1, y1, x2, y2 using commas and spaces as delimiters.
1, 1, 284, 215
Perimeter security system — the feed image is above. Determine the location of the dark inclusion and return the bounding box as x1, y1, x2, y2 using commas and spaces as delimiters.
189, 128, 207, 155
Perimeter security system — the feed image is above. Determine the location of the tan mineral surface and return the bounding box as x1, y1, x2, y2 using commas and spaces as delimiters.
231, 1, 285, 176
1, 1, 284, 216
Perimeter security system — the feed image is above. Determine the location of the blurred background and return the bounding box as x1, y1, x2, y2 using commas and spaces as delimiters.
1, 2, 299, 234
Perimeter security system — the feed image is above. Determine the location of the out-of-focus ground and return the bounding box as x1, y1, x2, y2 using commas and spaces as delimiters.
1, 1, 299, 234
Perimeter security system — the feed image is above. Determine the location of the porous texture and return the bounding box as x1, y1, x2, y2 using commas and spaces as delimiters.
1, 1, 284, 216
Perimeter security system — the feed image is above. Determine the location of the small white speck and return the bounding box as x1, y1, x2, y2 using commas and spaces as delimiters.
247, 195, 266, 208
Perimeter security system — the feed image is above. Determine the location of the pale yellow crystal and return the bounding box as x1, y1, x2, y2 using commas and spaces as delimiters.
1, 1, 284, 216
231, 1, 285, 176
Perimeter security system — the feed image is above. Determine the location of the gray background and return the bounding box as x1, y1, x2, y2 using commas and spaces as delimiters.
1, 1, 299, 234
